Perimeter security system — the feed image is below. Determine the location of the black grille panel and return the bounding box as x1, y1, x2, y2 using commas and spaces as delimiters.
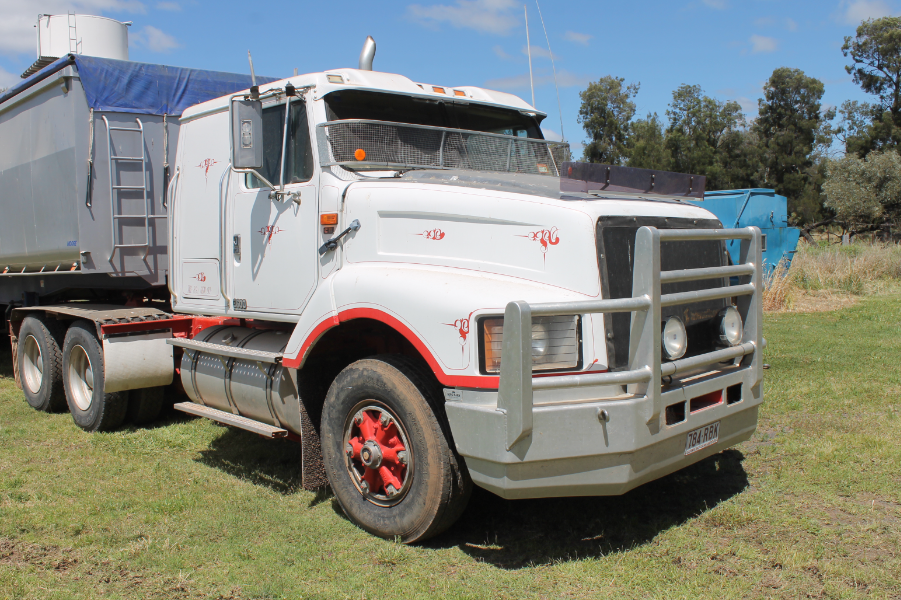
596, 216, 729, 369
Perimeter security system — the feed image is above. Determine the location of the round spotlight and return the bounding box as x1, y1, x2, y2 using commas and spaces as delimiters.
661, 316, 687, 360
719, 306, 743, 346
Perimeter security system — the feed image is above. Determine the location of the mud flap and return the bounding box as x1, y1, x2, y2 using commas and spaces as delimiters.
299, 398, 328, 490
9, 329, 21, 390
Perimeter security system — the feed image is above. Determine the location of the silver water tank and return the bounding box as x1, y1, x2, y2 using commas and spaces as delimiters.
37, 14, 130, 60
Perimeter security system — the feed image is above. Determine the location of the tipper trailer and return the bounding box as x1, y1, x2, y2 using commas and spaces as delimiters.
2, 39, 765, 542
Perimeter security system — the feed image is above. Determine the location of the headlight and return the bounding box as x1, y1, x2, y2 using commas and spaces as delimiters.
718, 306, 743, 346
482, 315, 579, 374
661, 316, 687, 360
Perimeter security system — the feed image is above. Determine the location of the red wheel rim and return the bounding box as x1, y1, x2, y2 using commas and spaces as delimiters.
342, 402, 413, 506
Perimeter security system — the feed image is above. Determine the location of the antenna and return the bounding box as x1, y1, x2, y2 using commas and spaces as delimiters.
247, 50, 259, 99
524, 5, 535, 108
247, 50, 257, 86
535, 0, 565, 141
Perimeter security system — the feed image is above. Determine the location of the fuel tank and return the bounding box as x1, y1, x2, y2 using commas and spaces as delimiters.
179, 326, 301, 435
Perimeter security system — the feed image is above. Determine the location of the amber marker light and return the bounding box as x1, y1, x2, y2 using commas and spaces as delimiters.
354, 148, 366, 160
432, 86, 446, 94
320, 213, 338, 225
482, 318, 504, 373
454, 90, 466, 97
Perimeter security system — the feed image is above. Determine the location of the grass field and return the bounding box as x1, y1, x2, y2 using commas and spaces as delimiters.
2, 290, 900, 599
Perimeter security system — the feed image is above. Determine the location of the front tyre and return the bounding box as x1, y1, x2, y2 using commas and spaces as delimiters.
321, 356, 471, 543
62, 321, 127, 432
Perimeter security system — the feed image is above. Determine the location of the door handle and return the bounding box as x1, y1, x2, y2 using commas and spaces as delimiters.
319, 219, 361, 255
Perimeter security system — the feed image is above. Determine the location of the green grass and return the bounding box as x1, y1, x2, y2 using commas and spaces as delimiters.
2, 292, 900, 599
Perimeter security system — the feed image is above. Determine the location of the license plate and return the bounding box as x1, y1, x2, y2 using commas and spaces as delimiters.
685, 421, 720, 455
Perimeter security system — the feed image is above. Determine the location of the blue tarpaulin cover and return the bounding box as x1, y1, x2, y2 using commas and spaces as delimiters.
0, 54, 277, 116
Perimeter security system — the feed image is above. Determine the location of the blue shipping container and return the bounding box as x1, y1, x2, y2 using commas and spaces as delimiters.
689, 189, 801, 273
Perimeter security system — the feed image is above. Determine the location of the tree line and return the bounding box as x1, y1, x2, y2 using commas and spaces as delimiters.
576, 16, 901, 237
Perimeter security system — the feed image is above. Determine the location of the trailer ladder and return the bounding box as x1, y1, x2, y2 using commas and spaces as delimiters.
103, 116, 167, 260
68, 13, 78, 54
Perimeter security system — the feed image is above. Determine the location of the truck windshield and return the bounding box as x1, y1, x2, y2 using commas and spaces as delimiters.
324, 90, 543, 138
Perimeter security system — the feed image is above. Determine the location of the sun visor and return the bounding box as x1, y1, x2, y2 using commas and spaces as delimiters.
560, 162, 706, 200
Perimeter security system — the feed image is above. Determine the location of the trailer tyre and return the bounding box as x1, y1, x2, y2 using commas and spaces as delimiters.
321, 355, 471, 543
62, 321, 127, 432
126, 387, 165, 425
17, 315, 67, 412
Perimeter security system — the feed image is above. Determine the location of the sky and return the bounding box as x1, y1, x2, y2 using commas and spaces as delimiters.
1, 0, 899, 154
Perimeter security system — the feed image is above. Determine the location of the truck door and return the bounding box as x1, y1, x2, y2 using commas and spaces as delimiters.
229, 99, 318, 314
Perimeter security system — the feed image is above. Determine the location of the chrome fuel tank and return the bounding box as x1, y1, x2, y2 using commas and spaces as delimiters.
179, 326, 300, 435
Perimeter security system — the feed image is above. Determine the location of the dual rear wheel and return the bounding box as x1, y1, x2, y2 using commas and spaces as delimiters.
17, 315, 164, 431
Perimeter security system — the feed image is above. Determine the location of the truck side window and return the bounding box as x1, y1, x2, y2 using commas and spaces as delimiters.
285, 101, 314, 183
247, 104, 286, 189
246, 101, 313, 188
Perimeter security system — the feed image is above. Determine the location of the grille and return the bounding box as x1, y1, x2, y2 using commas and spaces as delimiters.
316, 120, 569, 176
596, 216, 730, 369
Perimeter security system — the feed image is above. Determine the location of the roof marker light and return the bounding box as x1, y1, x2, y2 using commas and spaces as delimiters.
327, 74, 343, 84
432, 86, 446, 94
454, 90, 466, 97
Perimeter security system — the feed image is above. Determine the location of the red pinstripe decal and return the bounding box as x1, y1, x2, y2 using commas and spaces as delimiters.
285, 308, 499, 388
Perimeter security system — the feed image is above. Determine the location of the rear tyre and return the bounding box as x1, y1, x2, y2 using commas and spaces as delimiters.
17, 315, 67, 412
126, 387, 165, 425
321, 355, 471, 543
62, 321, 127, 432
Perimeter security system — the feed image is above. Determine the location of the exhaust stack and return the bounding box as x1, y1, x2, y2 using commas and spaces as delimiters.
359, 36, 376, 71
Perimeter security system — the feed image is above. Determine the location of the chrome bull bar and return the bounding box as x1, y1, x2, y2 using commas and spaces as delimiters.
498, 226, 764, 450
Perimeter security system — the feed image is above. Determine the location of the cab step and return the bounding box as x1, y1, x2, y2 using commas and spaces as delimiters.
173, 402, 288, 438
167, 338, 283, 363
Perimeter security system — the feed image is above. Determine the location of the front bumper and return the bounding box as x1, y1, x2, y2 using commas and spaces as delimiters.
446, 366, 761, 499
445, 226, 765, 499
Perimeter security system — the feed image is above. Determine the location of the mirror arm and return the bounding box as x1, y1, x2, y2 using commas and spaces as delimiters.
232, 166, 277, 191
231, 166, 300, 204
279, 95, 291, 192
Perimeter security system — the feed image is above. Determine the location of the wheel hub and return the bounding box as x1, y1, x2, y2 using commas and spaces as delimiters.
67, 344, 94, 411
360, 440, 383, 469
21, 334, 44, 394
344, 405, 412, 506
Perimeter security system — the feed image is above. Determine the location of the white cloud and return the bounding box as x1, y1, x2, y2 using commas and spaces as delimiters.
541, 128, 562, 141
521, 44, 558, 60
493, 45, 513, 60
837, 0, 893, 25
0, 65, 18, 89
485, 69, 589, 91
702, 0, 727, 8
0, 0, 145, 56
750, 34, 778, 53
156, 1, 181, 10
564, 31, 591, 45
735, 96, 758, 116
757, 16, 798, 31
130, 25, 179, 52
408, 0, 520, 35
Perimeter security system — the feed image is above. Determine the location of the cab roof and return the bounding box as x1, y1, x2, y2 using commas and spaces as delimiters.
180, 68, 546, 122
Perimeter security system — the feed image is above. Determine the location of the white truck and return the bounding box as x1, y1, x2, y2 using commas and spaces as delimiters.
3, 38, 764, 542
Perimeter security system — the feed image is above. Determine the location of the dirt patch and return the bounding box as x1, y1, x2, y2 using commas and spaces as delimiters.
782, 289, 859, 313
0, 537, 77, 572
